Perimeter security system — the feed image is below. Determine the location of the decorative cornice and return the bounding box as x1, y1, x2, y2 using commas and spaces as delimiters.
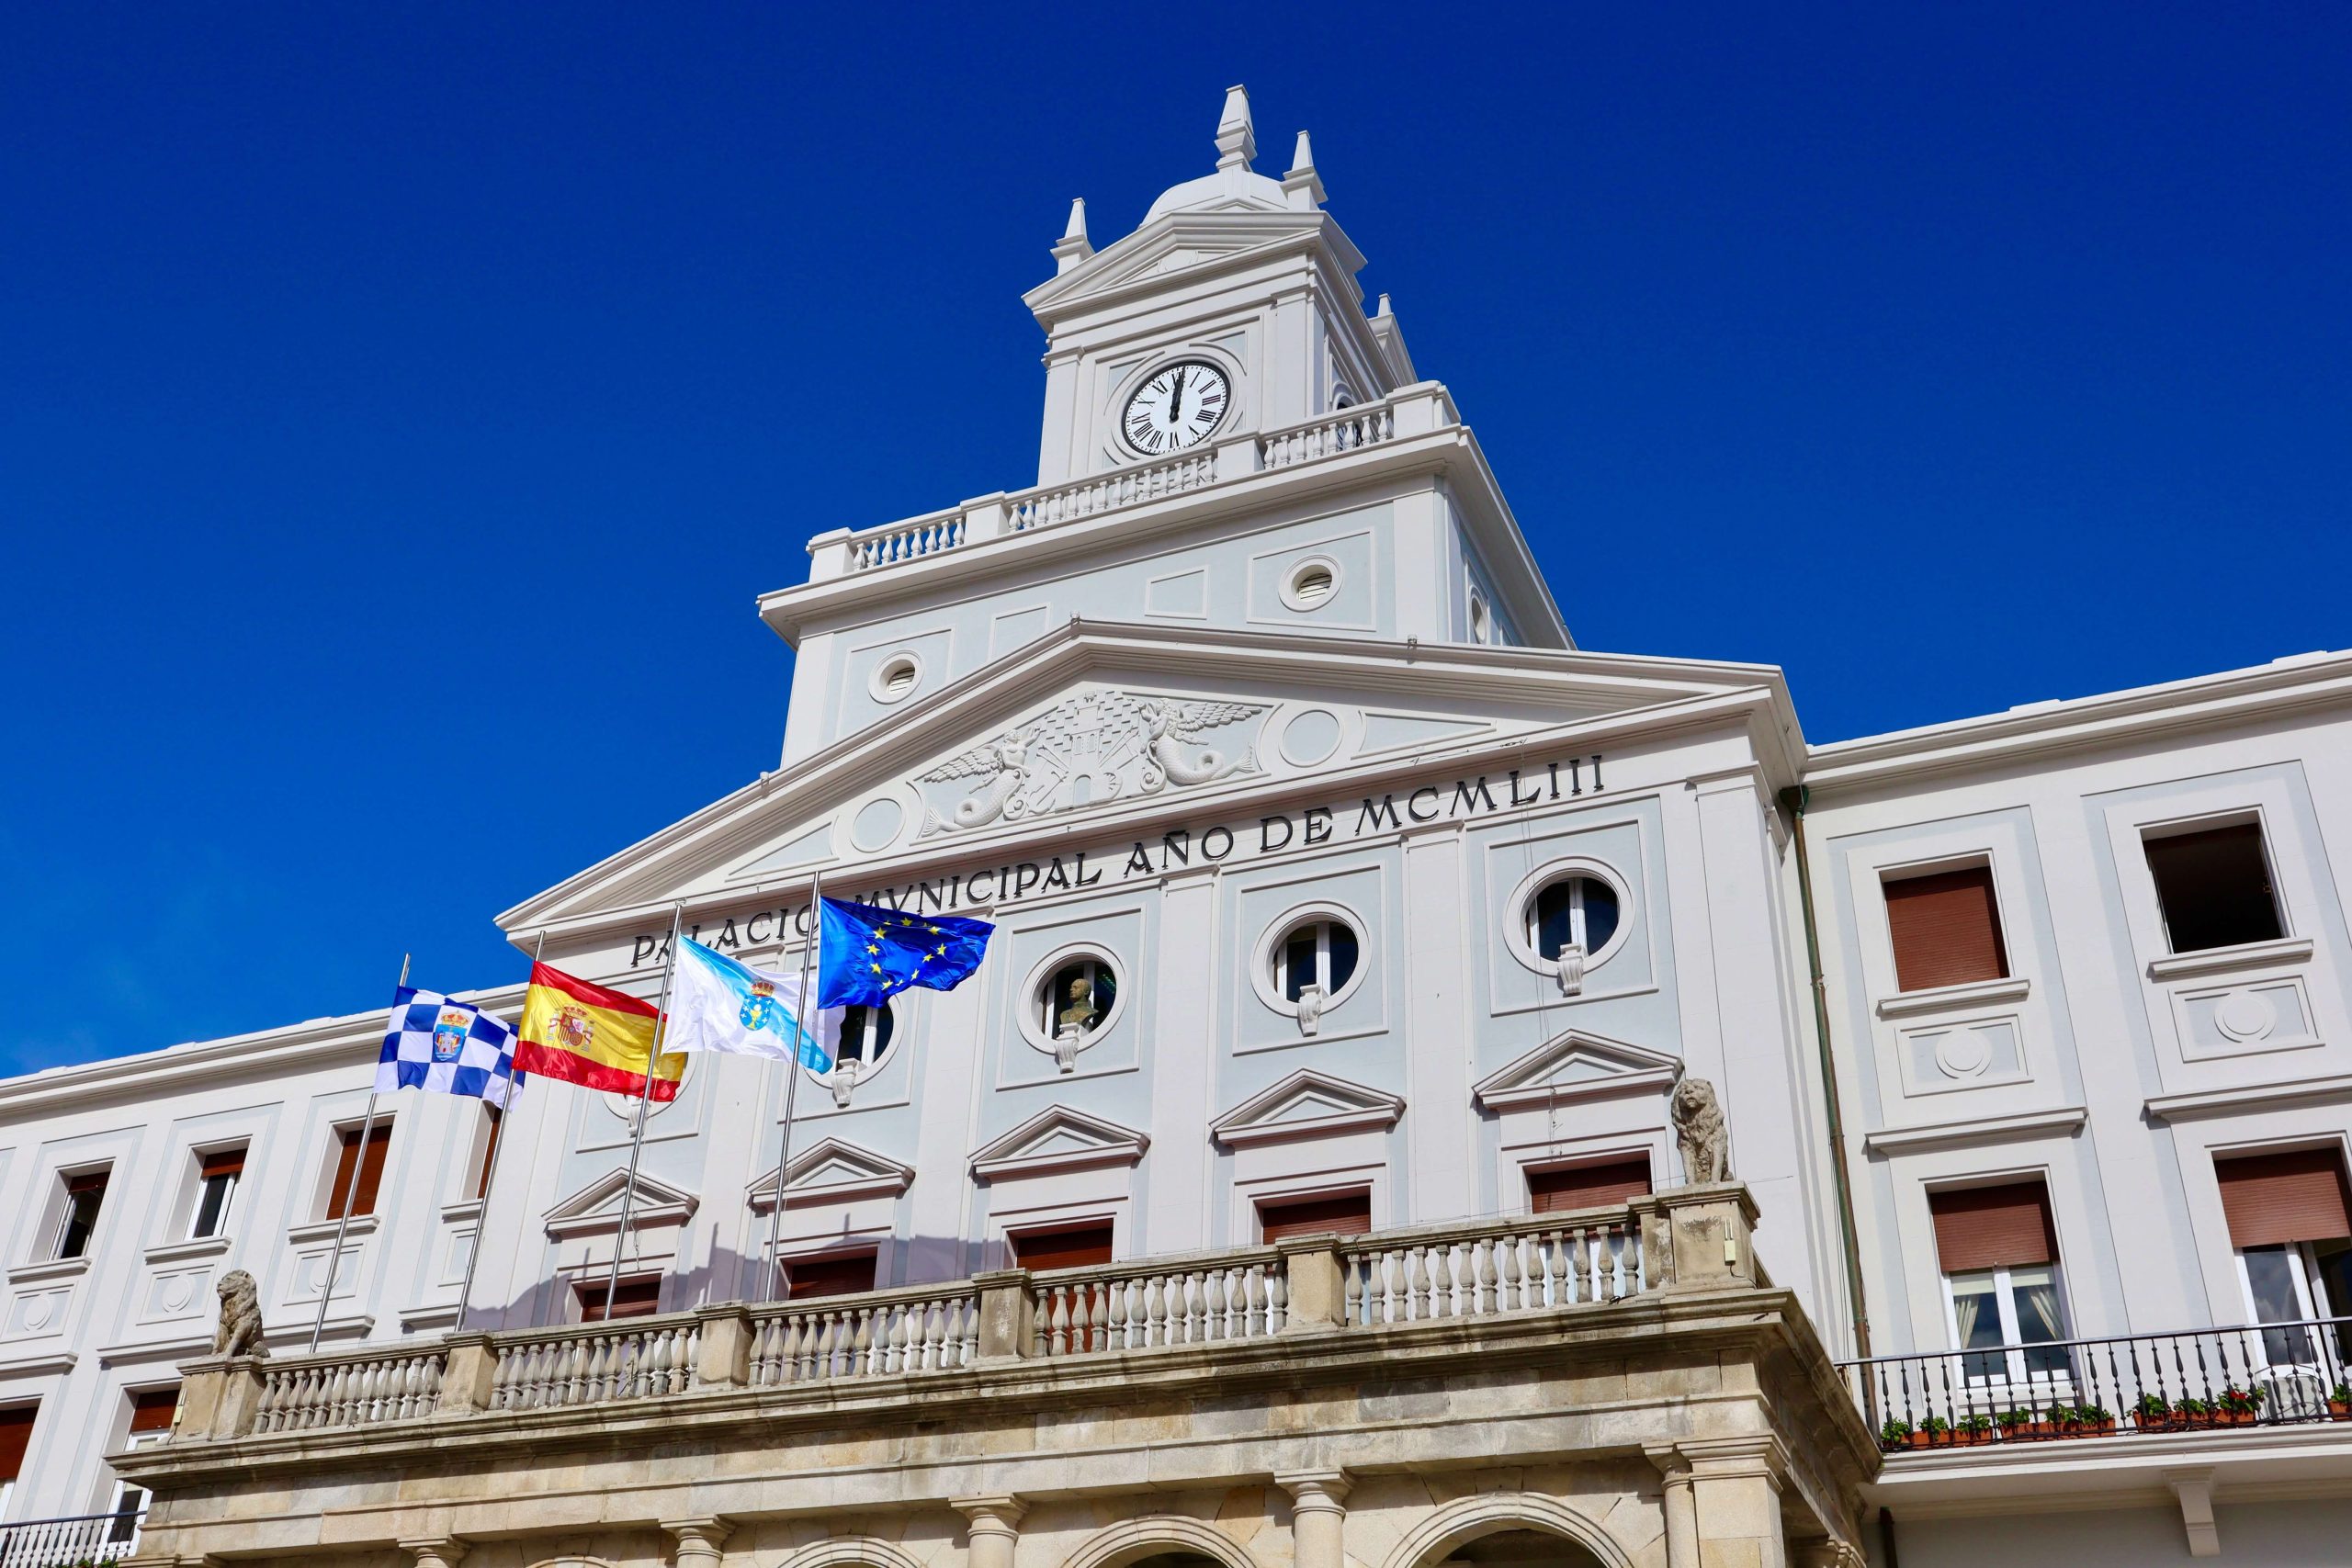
1211, 1070, 1403, 1147
2145, 935, 2315, 982
1861, 1106, 2087, 1155
1473, 1030, 1683, 1113
1874, 976, 2031, 1021
2146, 1074, 2352, 1122
969, 1105, 1149, 1180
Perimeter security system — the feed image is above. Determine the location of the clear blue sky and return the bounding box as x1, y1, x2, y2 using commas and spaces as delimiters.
4, 6, 2346, 1074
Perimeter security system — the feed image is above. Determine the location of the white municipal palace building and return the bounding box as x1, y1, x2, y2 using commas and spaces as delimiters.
5, 88, 2349, 1568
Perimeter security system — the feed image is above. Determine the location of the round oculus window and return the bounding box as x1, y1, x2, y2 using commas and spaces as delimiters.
1283, 558, 1339, 611
872, 655, 921, 704
1526, 874, 1622, 963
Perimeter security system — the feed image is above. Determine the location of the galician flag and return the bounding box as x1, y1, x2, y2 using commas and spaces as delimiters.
668, 936, 841, 1070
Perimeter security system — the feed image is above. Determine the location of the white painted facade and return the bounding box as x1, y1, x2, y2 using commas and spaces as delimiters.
4, 86, 2346, 1562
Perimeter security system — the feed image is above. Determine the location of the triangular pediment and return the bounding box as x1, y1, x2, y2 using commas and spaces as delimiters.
747, 1137, 915, 1212
542, 1168, 700, 1238
1023, 210, 1352, 319
969, 1105, 1148, 1180
498, 622, 1785, 941
1473, 1030, 1684, 1112
1211, 1068, 1404, 1147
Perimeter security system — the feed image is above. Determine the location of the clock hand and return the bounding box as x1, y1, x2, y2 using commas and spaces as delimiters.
1170, 367, 1185, 424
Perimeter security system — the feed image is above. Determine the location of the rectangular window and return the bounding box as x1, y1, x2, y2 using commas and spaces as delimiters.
1884, 865, 2009, 993
1528, 1156, 1653, 1214
125, 1387, 179, 1437
106, 1388, 175, 1548
574, 1275, 663, 1322
0, 1402, 37, 1514
2218, 1148, 2352, 1365
189, 1147, 245, 1241
1257, 1191, 1373, 1243
323, 1121, 392, 1219
1928, 1181, 2071, 1382
2145, 821, 2284, 954
781, 1247, 880, 1300
473, 1106, 503, 1202
1011, 1221, 1114, 1271
53, 1169, 109, 1260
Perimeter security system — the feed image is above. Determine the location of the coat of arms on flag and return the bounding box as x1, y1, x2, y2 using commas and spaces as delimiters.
378, 987, 526, 1108
740, 977, 781, 1032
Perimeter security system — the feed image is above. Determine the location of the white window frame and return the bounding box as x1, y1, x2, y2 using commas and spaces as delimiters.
1939, 1259, 2078, 1395
104, 1426, 170, 1551
2234, 1239, 2352, 1371
1525, 875, 1623, 963
1272, 919, 1357, 1002
50, 1168, 108, 1261
2141, 809, 2290, 956
187, 1156, 241, 1242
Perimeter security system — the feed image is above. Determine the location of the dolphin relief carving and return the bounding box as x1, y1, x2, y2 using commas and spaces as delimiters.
916, 688, 1266, 838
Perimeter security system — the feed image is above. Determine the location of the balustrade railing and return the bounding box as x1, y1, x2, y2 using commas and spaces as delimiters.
253, 1347, 444, 1433
1029, 1247, 1287, 1356
1840, 1316, 2352, 1451
1342, 1210, 1644, 1325
827, 388, 1435, 578
490, 1314, 699, 1411
1260, 403, 1395, 468
746, 1284, 979, 1384
0, 1507, 145, 1566
170, 1191, 1707, 1445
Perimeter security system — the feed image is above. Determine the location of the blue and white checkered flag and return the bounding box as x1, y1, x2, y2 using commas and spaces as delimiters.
377, 987, 526, 1108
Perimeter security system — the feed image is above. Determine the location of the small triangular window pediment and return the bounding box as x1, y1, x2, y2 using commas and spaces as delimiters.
541, 1168, 700, 1239
969, 1105, 1148, 1180
1211, 1068, 1405, 1148
747, 1137, 915, 1213
1472, 1030, 1683, 1113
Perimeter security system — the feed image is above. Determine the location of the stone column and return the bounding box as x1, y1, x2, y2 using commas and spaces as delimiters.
954, 1495, 1028, 1568
401, 1537, 469, 1568
1645, 1447, 1699, 1568
666, 1515, 737, 1567
1277, 1470, 1352, 1568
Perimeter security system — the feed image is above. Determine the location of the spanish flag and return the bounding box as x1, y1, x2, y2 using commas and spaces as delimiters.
516, 964, 685, 1100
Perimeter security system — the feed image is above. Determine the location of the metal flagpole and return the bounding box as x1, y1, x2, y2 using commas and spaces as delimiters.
762, 873, 823, 1303
311, 953, 408, 1353
451, 931, 542, 1334
601, 905, 683, 1322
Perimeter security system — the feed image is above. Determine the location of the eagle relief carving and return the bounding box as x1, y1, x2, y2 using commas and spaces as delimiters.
916, 688, 1265, 838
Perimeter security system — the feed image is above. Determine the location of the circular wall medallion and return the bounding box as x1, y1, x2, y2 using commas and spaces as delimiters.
1281, 557, 1341, 612
852, 797, 905, 852
1933, 1031, 1993, 1079
162, 1275, 197, 1313
1279, 708, 1343, 768
2214, 989, 2278, 1043
869, 653, 922, 705
22, 1296, 54, 1332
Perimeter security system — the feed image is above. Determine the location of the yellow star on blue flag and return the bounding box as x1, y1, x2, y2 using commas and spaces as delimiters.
818, 897, 995, 1009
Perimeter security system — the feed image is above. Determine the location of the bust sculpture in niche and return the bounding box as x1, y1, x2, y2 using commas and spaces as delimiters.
1054, 975, 1095, 1072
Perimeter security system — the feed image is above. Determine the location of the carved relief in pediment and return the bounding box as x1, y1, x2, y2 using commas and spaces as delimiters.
914, 687, 1267, 838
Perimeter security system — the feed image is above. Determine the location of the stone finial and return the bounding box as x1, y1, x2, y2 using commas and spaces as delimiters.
1670, 1076, 1730, 1184
1215, 84, 1256, 169
1374, 292, 1395, 319
1282, 129, 1326, 209
1051, 197, 1093, 276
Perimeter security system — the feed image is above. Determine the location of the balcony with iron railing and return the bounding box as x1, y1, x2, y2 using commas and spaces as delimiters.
794, 385, 1452, 586
1838, 1315, 2352, 1454
0, 1505, 145, 1568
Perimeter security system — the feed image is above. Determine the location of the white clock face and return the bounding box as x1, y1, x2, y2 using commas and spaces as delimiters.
1123, 361, 1230, 455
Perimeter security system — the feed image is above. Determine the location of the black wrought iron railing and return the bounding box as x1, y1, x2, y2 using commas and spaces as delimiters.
1838, 1316, 2352, 1452
0, 1506, 147, 1567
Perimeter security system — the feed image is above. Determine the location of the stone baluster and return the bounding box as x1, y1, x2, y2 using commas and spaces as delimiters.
1474, 1238, 1498, 1314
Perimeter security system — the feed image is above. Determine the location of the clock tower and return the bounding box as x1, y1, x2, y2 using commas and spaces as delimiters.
1023, 85, 1416, 487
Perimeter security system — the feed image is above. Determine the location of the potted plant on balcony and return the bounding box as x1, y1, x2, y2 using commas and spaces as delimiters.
2215, 1385, 2266, 1426
1996, 1405, 2049, 1440
2062, 1402, 2116, 1437
1879, 1416, 1915, 1452
1952, 1413, 1996, 1446
2133, 1392, 2176, 1432
2328, 1382, 2349, 1420
1909, 1415, 1954, 1449
2174, 1396, 2214, 1429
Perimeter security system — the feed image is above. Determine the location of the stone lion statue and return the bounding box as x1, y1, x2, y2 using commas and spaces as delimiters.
213, 1269, 266, 1359
1670, 1077, 1729, 1184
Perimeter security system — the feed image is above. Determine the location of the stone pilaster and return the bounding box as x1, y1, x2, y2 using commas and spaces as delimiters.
1275, 1239, 1346, 1330
1276, 1470, 1352, 1568
666, 1515, 737, 1566
435, 1334, 498, 1416
1680, 1436, 1787, 1568
1645, 1447, 1699, 1568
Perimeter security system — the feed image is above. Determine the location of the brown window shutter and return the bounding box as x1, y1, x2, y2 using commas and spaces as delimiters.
1529, 1156, 1653, 1213
328, 1122, 393, 1217
1011, 1222, 1114, 1271
783, 1249, 880, 1300
2217, 1149, 2352, 1249
0, 1404, 36, 1483
65, 1170, 109, 1196
1884, 867, 2009, 992
127, 1387, 180, 1434
199, 1147, 245, 1180
1929, 1182, 2058, 1273
576, 1276, 664, 1322
1258, 1192, 1373, 1243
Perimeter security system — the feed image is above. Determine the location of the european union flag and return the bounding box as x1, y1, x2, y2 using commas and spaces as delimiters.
816, 897, 994, 1009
